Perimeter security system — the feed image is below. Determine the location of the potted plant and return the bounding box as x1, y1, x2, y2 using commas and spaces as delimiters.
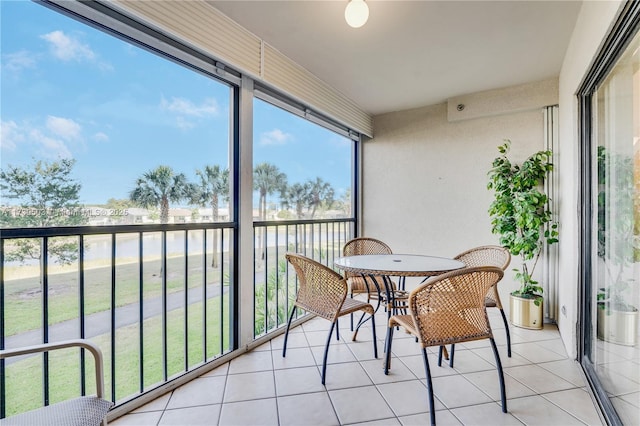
487, 140, 559, 330
596, 145, 638, 346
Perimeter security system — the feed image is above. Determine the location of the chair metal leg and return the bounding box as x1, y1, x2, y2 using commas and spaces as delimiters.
437, 345, 450, 366
322, 322, 337, 385
421, 348, 436, 426
336, 318, 340, 340
384, 324, 394, 374
449, 344, 455, 368
350, 292, 354, 331
489, 337, 507, 413
498, 308, 512, 357
282, 306, 296, 358
370, 311, 378, 359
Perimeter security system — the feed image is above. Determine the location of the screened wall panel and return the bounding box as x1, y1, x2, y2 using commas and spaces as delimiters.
111, 0, 373, 137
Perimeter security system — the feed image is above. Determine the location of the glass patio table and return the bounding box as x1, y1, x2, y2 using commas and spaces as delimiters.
334, 254, 465, 337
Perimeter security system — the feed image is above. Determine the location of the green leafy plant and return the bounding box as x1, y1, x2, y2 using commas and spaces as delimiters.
487, 140, 559, 304
596, 145, 638, 313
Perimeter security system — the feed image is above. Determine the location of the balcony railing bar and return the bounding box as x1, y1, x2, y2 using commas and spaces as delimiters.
253, 218, 351, 227
286, 224, 294, 327
263, 228, 268, 336
79, 235, 87, 396
138, 232, 144, 393
0, 239, 4, 418
275, 226, 280, 329
183, 231, 189, 372
161, 232, 168, 384
1, 222, 234, 239
42, 237, 50, 407
202, 230, 207, 363
110, 234, 117, 402
310, 224, 315, 260
220, 230, 225, 356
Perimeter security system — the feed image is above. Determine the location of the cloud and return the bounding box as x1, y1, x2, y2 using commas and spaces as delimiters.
175, 116, 195, 130
40, 30, 112, 70
46, 116, 82, 140
41, 30, 96, 62
160, 97, 219, 117
3, 50, 37, 72
260, 128, 293, 146
0, 120, 22, 152
93, 132, 109, 142
29, 129, 73, 159
1, 118, 82, 159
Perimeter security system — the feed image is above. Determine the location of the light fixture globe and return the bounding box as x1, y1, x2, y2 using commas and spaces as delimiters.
345, 0, 369, 28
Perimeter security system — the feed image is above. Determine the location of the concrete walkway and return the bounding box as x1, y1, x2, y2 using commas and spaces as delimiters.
4, 283, 228, 362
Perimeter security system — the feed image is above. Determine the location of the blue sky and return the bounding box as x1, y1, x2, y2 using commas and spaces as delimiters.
0, 0, 352, 206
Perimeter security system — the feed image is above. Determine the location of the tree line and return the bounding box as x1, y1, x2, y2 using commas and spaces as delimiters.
1, 159, 343, 225
129, 162, 338, 223
0, 158, 346, 265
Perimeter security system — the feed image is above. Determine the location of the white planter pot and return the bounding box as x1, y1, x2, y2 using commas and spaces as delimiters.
510, 294, 543, 330
597, 304, 638, 346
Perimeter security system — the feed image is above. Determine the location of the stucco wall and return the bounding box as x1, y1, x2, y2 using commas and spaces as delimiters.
364, 0, 626, 360
365, 81, 556, 300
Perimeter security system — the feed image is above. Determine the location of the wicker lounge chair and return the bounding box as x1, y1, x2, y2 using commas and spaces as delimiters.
0, 339, 113, 426
283, 253, 378, 385
384, 266, 507, 426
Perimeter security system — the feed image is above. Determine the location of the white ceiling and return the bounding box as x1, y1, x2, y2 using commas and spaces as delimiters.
209, 1, 582, 116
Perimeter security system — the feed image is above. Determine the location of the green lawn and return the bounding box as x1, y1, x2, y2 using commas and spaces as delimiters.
3, 255, 225, 336
3, 252, 231, 417
4, 295, 231, 417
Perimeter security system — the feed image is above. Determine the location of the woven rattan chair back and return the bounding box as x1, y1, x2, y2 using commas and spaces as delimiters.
409, 266, 504, 347
286, 253, 347, 322
453, 245, 513, 358
384, 266, 508, 426
453, 245, 511, 269
343, 237, 393, 256
342, 237, 393, 280
454, 245, 510, 307
283, 253, 378, 385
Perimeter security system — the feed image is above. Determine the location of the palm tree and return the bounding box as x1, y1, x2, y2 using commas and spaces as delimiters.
254, 163, 287, 221
191, 165, 229, 267
307, 177, 335, 218
130, 165, 192, 224
254, 163, 287, 260
282, 182, 311, 219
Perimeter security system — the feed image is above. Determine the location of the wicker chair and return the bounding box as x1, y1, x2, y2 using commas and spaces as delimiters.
454, 245, 512, 357
384, 266, 507, 426
0, 339, 113, 426
342, 238, 408, 327
283, 253, 378, 385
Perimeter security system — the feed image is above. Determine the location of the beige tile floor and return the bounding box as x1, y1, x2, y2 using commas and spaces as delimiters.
112, 309, 604, 425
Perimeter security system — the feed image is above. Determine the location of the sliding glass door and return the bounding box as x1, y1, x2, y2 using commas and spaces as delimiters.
580, 4, 640, 424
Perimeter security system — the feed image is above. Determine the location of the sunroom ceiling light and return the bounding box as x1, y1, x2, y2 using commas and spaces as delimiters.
345, 0, 369, 28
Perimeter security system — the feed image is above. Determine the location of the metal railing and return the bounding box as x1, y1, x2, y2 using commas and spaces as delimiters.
0, 217, 355, 417
0, 222, 235, 418
253, 218, 355, 337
